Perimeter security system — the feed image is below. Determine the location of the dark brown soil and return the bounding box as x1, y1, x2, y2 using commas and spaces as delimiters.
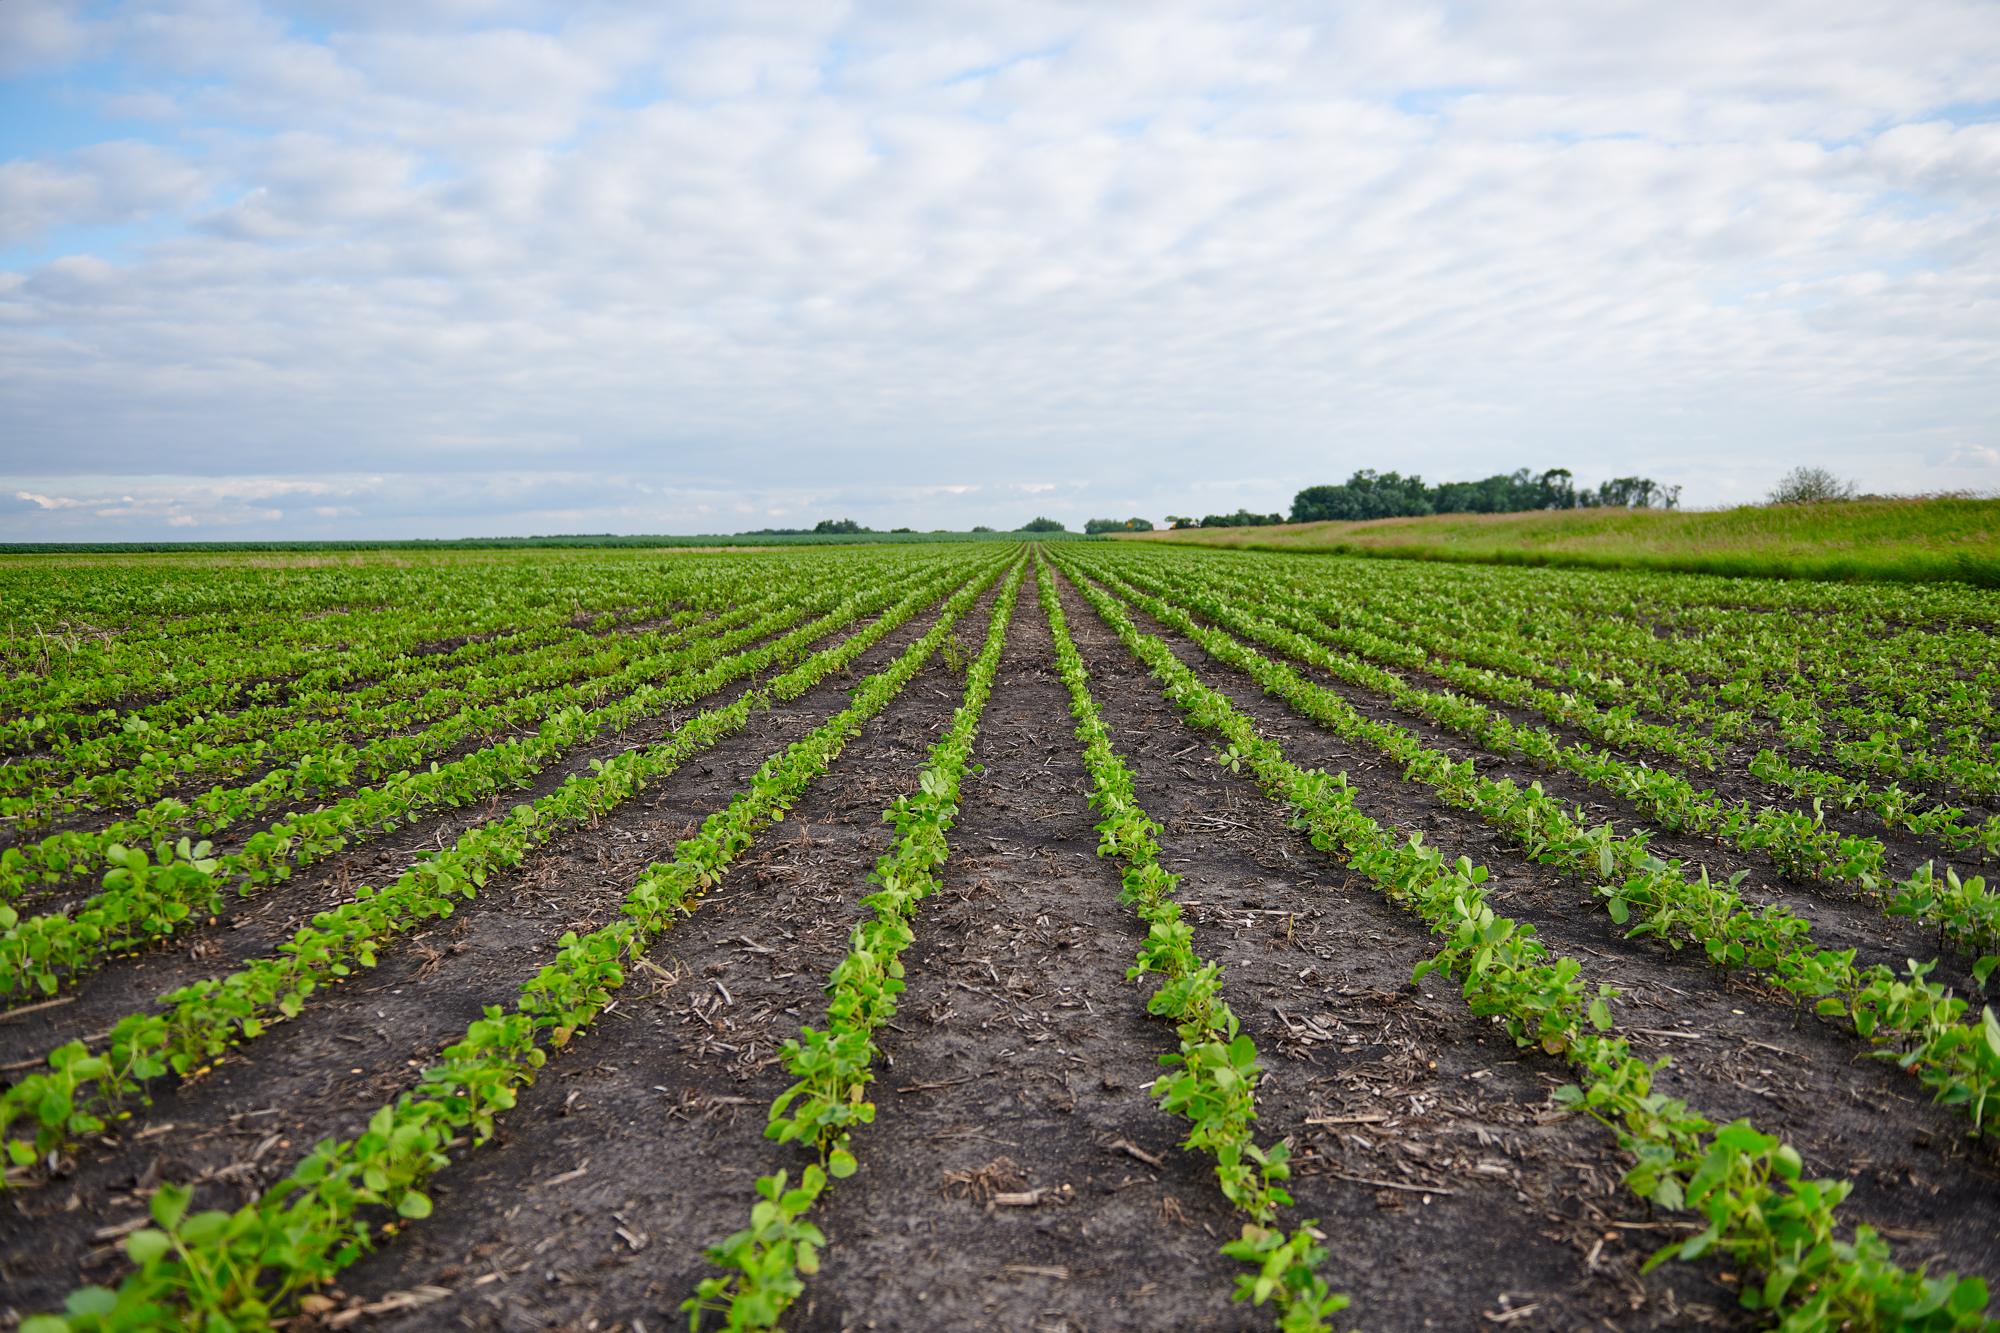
327, 575, 1741, 1333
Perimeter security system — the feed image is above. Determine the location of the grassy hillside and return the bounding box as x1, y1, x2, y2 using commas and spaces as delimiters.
1118, 497, 2000, 586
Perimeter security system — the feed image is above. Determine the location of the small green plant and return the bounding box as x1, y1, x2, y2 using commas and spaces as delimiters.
938, 630, 970, 676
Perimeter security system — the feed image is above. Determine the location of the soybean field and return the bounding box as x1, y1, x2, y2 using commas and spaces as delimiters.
2, 542, 1998, 1332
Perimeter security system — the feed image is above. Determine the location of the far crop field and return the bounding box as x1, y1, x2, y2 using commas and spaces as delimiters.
1, 542, 1996, 1331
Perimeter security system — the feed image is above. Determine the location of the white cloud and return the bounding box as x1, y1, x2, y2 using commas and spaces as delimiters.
1, 0, 1997, 537
0, 0, 96, 76
0, 142, 213, 247
16, 489, 85, 509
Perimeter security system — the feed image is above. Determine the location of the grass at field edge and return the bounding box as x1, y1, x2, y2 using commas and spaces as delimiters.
1116, 497, 2000, 588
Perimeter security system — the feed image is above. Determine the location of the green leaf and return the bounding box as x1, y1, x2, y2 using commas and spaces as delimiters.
397, 1190, 434, 1220
63, 1287, 118, 1317
178, 1211, 229, 1246
149, 1181, 191, 1231
125, 1228, 172, 1266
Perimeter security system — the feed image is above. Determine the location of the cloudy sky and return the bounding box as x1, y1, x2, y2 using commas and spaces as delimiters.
2, 1, 1997, 539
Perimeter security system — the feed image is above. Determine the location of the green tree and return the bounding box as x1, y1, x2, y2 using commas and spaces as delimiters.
1768, 466, 1856, 504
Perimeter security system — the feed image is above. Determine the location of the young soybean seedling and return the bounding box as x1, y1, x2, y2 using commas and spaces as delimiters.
938, 631, 970, 676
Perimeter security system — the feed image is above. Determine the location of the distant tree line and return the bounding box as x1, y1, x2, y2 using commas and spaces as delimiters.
1289, 467, 1680, 524
736, 516, 1085, 536
740, 517, 876, 536
1149, 510, 1284, 530
704, 473, 1689, 544
1195, 509, 1282, 530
